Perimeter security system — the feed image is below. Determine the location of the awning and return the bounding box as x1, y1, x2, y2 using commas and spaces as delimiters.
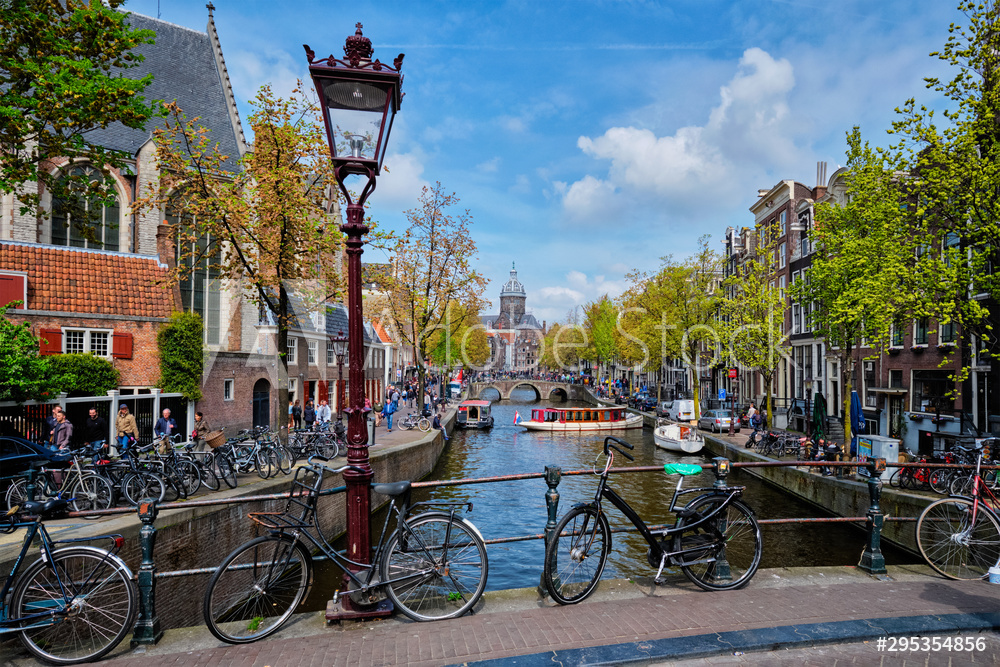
869, 387, 908, 394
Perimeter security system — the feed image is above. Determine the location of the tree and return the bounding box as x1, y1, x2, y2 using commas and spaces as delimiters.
581, 295, 618, 379
158, 312, 204, 401
375, 182, 489, 403
539, 321, 587, 372
792, 128, 917, 450
424, 301, 491, 373
136, 83, 343, 426
718, 220, 789, 424
0, 304, 51, 402
48, 353, 120, 397
0, 0, 157, 225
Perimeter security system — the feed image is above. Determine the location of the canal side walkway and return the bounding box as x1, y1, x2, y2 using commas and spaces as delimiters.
6, 565, 997, 666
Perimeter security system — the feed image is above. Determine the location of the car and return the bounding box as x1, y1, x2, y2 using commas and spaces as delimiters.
0, 436, 55, 493
629, 392, 656, 411
667, 399, 697, 422
656, 401, 672, 418
639, 394, 658, 411
698, 409, 740, 433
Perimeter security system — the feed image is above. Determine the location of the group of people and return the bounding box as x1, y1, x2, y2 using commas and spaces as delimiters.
288, 399, 334, 431
38, 404, 211, 457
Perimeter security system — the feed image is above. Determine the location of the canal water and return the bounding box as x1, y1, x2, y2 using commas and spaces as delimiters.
306, 388, 916, 608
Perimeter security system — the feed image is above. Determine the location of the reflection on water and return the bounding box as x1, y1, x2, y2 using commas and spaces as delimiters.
412, 387, 917, 591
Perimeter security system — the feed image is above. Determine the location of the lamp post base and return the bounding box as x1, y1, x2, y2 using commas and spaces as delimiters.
326, 596, 394, 624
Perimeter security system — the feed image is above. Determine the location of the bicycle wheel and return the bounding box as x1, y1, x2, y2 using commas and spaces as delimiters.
256, 448, 278, 479
175, 459, 203, 496
274, 446, 293, 475
214, 451, 238, 489
916, 497, 1000, 580
675, 496, 763, 591
70, 474, 114, 513
6, 478, 27, 511
159, 465, 183, 501
122, 471, 166, 506
13, 546, 137, 665
197, 458, 221, 492
950, 473, 975, 497
381, 513, 488, 621
929, 469, 952, 495
888, 468, 902, 488
543, 505, 610, 605
418, 418, 431, 433
315, 438, 340, 460
400, 419, 414, 431
203, 535, 311, 644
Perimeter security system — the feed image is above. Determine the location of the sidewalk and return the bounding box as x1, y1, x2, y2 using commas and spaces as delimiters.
5, 564, 997, 667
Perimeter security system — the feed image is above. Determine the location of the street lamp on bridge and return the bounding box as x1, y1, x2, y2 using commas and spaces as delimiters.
330, 330, 349, 418
305, 24, 403, 613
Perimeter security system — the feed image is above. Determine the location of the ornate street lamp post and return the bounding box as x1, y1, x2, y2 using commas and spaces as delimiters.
305, 26, 403, 578
331, 330, 349, 419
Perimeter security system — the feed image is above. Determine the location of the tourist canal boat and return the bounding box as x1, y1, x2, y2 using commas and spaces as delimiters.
519, 407, 643, 432
455, 400, 494, 430
653, 418, 704, 454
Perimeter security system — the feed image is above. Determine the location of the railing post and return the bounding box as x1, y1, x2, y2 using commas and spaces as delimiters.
131, 499, 163, 646
711, 457, 732, 581
25, 463, 38, 502
858, 457, 888, 575
538, 465, 561, 597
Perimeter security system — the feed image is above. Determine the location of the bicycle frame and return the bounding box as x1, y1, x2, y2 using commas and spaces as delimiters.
585, 451, 744, 566
0, 515, 125, 635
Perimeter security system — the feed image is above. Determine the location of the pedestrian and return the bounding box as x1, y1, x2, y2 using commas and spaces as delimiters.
52, 409, 73, 451
433, 409, 448, 441
292, 400, 302, 430
384, 395, 397, 432
289, 400, 295, 429
316, 399, 332, 424
154, 408, 178, 454
115, 404, 138, 457
83, 407, 108, 455
373, 398, 384, 426
43, 405, 61, 446
192, 411, 211, 452
303, 400, 316, 430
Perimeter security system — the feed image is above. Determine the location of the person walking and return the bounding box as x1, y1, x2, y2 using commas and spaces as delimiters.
192, 411, 211, 452
52, 409, 73, 451
303, 400, 316, 430
292, 400, 302, 430
83, 407, 108, 455
115, 404, 138, 457
154, 408, 178, 454
384, 395, 397, 432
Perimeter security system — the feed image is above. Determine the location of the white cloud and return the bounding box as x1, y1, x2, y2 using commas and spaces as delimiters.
227, 48, 304, 108
375, 152, 430, 209
477, 157, 501, 173
562, 47, 796, 223
529, 271, 629, 324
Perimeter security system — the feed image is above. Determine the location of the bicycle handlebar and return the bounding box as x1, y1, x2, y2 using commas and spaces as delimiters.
306, 455, 365, 476
603, 436, 635, 461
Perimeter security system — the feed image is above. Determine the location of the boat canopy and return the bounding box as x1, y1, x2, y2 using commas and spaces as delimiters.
529, 408, 625, 423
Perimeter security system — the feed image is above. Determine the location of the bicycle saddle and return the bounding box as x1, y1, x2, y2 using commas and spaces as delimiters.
372, 481, 411, 497
22, 497, 69, 517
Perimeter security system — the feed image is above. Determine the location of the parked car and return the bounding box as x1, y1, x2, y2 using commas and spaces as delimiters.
0, 436, 54, 493
656, 401, 672, 418
633, 393, 657, 411
698, 409, 740, 433
667, 399, 697, 422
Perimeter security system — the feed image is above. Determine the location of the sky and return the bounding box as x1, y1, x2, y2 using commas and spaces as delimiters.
125, 0, 960, 325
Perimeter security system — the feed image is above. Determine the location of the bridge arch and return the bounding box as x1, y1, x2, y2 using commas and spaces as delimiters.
547, 387, 568, 402
475, 386, 502, 402
507, 382, 542, 401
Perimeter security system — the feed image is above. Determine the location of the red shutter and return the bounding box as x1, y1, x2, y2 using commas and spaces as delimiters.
39, 329, 61, 355
318, 381, 329, 403
112, 332, 133, 359
0, 274, 25, 309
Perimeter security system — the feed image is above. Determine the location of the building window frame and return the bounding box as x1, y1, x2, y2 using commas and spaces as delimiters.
307, 340, 318, 365
287, 337, 298, 364
62, 327, 112, 357
224, 378, 234, 401
50, 164, 121, 251
913, 318, 929, 346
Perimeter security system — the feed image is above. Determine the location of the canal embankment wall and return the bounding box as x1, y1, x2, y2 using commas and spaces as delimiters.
702, 434, 928, 556
0, 410, 457, 630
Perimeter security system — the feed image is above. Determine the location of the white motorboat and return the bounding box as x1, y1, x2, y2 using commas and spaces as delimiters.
653, 419, 704, 453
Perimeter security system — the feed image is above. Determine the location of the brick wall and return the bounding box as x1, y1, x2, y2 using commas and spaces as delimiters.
199, 351, 274, 433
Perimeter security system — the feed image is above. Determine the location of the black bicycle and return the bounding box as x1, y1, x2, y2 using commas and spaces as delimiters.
0, 499, 138, 664
543, 437, 763, 604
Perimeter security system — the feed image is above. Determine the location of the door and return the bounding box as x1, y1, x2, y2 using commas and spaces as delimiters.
888, 395, 903, 438
252, 378, 271, 430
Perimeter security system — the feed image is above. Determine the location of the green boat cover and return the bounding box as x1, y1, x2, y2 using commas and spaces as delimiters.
663, 463, 702, 476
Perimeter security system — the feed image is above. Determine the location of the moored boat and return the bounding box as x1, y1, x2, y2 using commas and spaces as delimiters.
653, 419, 704, 453
456, 400, 494, 429
518, 407, 642, 432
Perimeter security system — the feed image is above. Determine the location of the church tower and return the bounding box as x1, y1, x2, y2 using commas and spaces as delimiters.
499, 262, 526, 324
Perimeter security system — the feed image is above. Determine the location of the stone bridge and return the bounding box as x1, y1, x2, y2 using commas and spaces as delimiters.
469, 380, 588, 401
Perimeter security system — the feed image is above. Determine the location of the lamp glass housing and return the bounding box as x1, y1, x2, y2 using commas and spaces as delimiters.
312, 72, 399, 174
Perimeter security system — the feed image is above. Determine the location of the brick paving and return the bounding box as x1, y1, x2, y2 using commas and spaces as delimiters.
40, 573, 996, 667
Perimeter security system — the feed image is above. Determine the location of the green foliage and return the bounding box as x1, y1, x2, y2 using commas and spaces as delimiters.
47, 353, 120, 396
157, 312, 204, 401
0, 304, 52, 402
582, 295, 618, 367
0, 0, 158, 219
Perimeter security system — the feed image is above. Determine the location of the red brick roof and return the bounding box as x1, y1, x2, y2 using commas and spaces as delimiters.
0, 242, 175, 318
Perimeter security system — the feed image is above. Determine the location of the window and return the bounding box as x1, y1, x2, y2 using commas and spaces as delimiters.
168, 200, 221, 345
912, 369, 954, 413
914, 318, 929, 345
815, 344, 823, 378
792, 303, 801, 335
864, 362, 877, 408
327, 341, 335, 365
778, 242, 786, 268
779, 211, 787, 236
287, 338, 298, 364
891, 323, 904, 347
939, 320, 956, 344
289, 378, 297, 402
308, 340, 318, 365
51, 165, 120, 250
779, 275, 786, 297
62, 328, 110, 356
224, 379, 234, 401
889, 370, 903, 388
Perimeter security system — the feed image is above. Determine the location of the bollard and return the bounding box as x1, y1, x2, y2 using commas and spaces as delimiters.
538, 465, 561, 597
131, 499, 163, 646
858, 457, 888, 575
711, 457, 732, 581
25, 463, 38, 502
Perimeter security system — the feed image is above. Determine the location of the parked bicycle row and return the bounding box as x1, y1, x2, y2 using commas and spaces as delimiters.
3, 424, 348, 513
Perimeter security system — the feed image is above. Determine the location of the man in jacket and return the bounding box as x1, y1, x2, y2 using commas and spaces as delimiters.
83, 407, 108, 454
316, 399, 332, 424
115, 404, 138, 457
52, 409, 74, 450
154, 408, 177, 454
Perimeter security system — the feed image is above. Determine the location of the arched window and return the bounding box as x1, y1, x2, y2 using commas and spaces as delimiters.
51, 165, 120, 250
167, 199, 221, 345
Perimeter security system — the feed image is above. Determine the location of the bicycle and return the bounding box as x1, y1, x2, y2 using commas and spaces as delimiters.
0, 498, 138, 664
398, 413, 431, 432
542, 437, 762, 605
6, 447, 114, 513
202, 456, 488, 643
915, 438, 1000, 580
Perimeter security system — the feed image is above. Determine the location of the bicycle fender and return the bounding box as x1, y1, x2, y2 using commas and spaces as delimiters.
406, 511, 486, 543
23, 545, 135, 584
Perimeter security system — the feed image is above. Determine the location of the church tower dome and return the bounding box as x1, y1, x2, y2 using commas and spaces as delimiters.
499, 262, 526, 323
